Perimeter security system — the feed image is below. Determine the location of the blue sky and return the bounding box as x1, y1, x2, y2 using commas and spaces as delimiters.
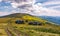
0, 0, 60, 16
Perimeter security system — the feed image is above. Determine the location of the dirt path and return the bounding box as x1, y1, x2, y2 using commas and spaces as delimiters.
8, 26, 29, 36
5, 28, 13, 36
8, 27, 21, 36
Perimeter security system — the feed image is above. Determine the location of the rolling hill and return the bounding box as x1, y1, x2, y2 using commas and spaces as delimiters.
0, 13, 46, 24
0, 13, 32, 18
0, 13, 60, 36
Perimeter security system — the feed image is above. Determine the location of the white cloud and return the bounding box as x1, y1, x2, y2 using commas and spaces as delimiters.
43, 1, 60, 7
42, 0, 60, 9
29, 2, 60, 16
0, 0, 2, 2
48, 6, 60, 9
0, 10, 19, 16
10, 0, 35, 8
0, 12, 11, 16
10, 0, 60, 16
0, 0, 60, 16
11, 2, 19, 8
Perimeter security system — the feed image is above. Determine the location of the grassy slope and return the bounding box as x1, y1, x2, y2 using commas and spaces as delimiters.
0, 13, 60, 36
0, 24, 8, 36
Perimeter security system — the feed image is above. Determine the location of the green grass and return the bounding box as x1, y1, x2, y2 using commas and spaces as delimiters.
9, 24, 60, 36
23, 27, 60, 34
0, 13, 60, 36
0, 24, 8, 36
8, 29, 16, 36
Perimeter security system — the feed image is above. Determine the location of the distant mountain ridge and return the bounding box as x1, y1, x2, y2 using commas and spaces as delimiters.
40, 16, 60, 24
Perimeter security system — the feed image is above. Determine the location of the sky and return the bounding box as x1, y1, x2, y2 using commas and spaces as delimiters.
0, 0, 60, 16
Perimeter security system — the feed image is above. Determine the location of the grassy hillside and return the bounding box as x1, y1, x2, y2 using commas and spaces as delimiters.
0, 13, 46, 24
0, 13, 60, 36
